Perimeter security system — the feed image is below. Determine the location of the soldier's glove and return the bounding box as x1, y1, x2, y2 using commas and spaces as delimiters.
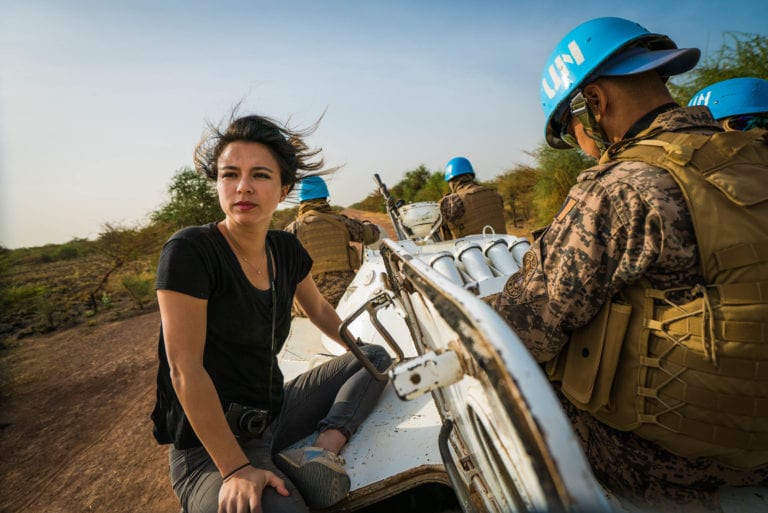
365, 224, 388, 250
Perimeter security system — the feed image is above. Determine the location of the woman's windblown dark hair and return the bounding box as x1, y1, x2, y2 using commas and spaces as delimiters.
194, 110, 325, 192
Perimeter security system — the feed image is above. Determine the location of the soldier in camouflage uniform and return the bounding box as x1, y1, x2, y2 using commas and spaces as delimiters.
494, 17, 768, 507
285, 176, 382, 315
439, 156, 506, 239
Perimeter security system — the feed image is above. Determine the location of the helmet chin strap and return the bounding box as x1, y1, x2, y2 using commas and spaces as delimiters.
569, 91, 611, 154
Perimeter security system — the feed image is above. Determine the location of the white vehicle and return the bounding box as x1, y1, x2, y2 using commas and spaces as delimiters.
278, 176, 768, 513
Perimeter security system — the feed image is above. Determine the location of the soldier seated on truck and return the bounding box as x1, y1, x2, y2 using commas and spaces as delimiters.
439, 156, 507, 240
494, 16, 768, 506
285, 175, 383, 313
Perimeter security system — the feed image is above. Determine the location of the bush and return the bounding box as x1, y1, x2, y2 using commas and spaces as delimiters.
0, 283, 57, 334
38, 290, 57, 331
0, 283, 49, 311
54, 244, 81, 260
121, 273, 155, 310
38, 242, 85, 263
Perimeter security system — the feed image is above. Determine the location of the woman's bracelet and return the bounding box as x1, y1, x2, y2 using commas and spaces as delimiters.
222, 462, 251, 481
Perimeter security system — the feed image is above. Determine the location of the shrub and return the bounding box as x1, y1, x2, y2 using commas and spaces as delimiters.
0, 283, 56, 333
38, 290, 57, 331
121, 273, 155, 310
54, 244, 80, 260
0, 283, 49, 311
101, 292, 113, 310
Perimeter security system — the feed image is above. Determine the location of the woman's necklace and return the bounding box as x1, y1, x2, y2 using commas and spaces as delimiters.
221, 223, 263, 275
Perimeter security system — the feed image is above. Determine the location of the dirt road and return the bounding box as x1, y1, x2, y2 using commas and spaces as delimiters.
0, 310, 178, 513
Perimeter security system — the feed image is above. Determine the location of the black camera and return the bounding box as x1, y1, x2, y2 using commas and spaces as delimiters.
225, 403, 270, 439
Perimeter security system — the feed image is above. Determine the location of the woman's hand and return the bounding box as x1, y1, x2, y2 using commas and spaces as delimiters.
217, 465, 289, 513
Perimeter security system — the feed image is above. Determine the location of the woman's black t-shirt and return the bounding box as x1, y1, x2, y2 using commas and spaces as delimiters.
151, 223, 312, 449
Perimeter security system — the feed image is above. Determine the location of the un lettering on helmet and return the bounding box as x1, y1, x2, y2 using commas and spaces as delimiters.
542, 41, 586, 100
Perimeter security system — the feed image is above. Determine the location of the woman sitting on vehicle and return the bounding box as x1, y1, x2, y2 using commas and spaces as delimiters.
150, 111, 391, 513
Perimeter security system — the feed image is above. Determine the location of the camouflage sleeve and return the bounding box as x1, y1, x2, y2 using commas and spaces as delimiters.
493, 162, 678, 362
340, 216, 380, 244
439, 194, 465, 223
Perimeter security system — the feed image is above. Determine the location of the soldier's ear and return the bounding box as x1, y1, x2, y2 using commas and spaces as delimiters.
583, 83, 608, 121
583, 84, 601, 110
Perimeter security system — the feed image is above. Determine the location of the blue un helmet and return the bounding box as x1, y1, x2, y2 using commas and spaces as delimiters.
688, 77, 768, 130
297, 175, 329, 202
541, 17, 700, 149
444, 156, 475, 181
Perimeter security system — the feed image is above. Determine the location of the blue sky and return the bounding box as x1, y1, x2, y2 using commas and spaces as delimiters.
1, 0, 766, 248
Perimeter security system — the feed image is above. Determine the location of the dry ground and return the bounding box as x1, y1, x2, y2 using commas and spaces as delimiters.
0, 309, 176, 513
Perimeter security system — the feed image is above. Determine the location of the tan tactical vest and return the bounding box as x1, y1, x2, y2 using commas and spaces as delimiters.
549, 128, 768, 468
446, 184, 507, 238
294, 212, 360, 274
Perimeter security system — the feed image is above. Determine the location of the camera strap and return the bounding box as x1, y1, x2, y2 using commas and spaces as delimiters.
266, 237, 276, 415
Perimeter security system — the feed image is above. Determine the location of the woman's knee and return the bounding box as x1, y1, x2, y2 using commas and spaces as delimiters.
361, 344, 392, 372
261, 485, 309, 513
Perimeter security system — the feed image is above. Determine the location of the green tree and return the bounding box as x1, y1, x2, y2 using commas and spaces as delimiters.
350, 167, 445, 212
88, 222, 165, 311
531, 144, 595, 225
391, 165, 427, 203
389, 165, 446, 204
152, 167, 224, 229
350, 190, 387, 213
494, 165, 538, 228
670, 32, 768, 104
414, 171, 448, 203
